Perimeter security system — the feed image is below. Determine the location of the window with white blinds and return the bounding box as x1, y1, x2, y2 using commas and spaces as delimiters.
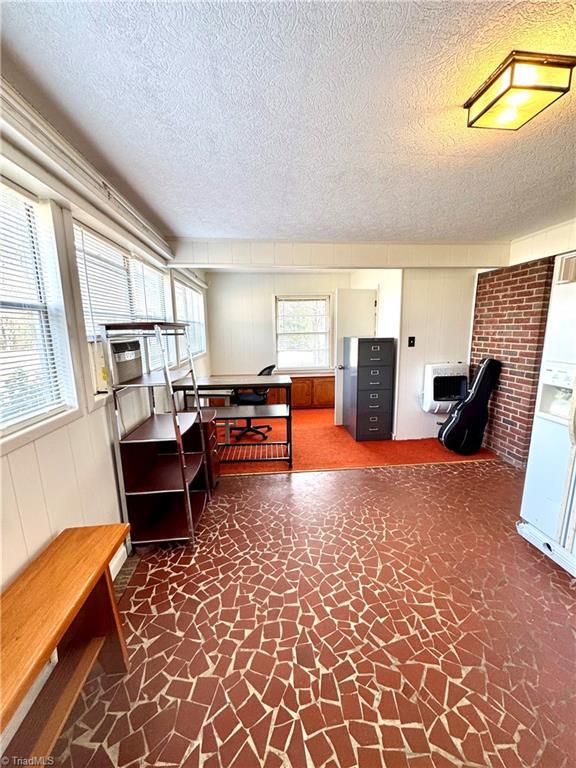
73, 223, 175, 371
130, 259, 174, 369
74, 223, 132, 339
174, 280, 207, 358
0, 183, 76, 434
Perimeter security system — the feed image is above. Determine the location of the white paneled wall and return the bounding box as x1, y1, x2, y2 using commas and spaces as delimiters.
509, 217, 576, 265
207, 271, 351, 374
395, 269, 477, 439
1, 406, 120, 587
173, 239, 509, 270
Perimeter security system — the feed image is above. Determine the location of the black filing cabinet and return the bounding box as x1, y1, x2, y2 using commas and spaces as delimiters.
343, 337, 395, 440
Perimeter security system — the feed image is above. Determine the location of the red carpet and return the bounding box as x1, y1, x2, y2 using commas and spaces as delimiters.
218, 408, 495, 475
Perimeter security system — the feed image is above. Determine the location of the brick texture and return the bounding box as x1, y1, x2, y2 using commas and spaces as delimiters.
470, 257, 555, 468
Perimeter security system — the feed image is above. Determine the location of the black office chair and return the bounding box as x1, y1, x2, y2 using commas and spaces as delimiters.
230, 365, 276, 441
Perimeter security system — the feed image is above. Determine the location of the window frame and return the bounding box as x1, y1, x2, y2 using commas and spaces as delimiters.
130, 257, 176, 370
173, 277, 207, 363
72, 221, 178, 388
0, 183, 78, 440
274, 294, 333, 372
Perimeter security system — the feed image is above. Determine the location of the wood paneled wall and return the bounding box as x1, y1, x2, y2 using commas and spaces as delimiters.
1, 406, 120, 588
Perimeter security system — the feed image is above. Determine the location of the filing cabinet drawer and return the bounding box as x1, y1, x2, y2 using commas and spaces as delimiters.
358, 412, 391, 429
358, 342, 395, 367
358, 390, 391, 413
358, 366, 394, 390
357, 420, 392, 439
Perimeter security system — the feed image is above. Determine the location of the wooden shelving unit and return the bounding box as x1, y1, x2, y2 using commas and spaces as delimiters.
102, 322, 210, 547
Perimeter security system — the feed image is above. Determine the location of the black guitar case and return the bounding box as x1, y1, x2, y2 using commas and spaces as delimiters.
438, 357, 502, 455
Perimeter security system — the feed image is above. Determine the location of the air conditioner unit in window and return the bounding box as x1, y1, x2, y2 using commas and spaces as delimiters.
110, 340, 143, 384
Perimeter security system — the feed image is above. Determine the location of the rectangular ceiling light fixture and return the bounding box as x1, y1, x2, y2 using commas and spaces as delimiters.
464, 50, 576, 130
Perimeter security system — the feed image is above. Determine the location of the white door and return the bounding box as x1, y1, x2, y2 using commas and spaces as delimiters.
334, 288, 377, 424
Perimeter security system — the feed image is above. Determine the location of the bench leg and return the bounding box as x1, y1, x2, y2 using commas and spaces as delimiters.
65, 569, 129, 675
91, 569, 130, 674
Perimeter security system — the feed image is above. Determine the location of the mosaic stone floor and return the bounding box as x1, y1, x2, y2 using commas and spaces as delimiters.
56, 461, 576, 768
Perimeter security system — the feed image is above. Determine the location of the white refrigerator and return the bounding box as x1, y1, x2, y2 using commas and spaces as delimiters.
517, 252, 576, 576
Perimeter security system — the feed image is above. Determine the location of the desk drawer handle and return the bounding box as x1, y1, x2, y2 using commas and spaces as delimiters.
369, 357, 381, 361
369, 405, 379, 409
368, 427, 379, 432
369, 381, 380, 385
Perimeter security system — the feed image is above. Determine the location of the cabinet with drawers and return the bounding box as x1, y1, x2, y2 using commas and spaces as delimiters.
182, 407, 220, 490
343, 337, 396, 441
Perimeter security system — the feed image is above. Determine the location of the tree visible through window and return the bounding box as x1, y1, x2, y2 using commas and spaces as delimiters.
0, 183, 76, 434
175, 280, 206, 359
275, 296, 330, 369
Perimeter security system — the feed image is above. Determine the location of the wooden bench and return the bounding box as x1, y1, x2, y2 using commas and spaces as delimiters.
0, 524, 130, 761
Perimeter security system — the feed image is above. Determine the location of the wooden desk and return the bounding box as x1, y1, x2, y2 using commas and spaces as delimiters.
1, 524, 130, 760
174, 376, 293, 468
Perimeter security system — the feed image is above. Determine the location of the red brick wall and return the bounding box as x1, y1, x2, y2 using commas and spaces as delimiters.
470, 257, 555, 467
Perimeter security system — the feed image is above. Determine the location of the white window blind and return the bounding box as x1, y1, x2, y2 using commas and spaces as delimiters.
275, 296, 331, 369
175, 280, 206, 357
130, 259, 174, 369
73, 223, 175, 371
0, 184, 76, 434
74, 223, 132, 339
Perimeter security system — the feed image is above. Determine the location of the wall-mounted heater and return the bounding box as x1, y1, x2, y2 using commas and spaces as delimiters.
422, 362, 469, 413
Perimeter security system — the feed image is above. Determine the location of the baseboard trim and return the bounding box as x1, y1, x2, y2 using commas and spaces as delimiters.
220, 456, 500, 478
109, 543, 128, 581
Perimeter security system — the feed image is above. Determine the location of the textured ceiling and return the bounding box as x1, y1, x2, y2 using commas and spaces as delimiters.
1, 1, 576, 242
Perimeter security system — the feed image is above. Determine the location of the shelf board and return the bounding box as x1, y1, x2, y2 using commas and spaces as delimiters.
103, 321, 188, 331
114, 366, 190, 389
121, 413, 198, 443
124, 453, 203, 495
129, 498, 191, 544
7, 636, 106, 759
214, 404, 289, 419
128, 492, 207, 545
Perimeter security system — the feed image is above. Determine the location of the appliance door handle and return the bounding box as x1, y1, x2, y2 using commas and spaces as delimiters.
569, 377, 576, 446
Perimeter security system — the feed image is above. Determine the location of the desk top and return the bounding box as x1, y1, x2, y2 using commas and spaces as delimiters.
175, 375, 292, 390
215, 405, 289, 419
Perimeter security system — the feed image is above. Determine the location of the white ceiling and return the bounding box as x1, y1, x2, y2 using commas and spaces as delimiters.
1, 1, 575, 242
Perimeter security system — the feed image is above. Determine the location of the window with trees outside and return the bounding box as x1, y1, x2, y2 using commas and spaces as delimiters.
275, 296, 331, 370
0, 182, 76, 435
174, 279, 206, 359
